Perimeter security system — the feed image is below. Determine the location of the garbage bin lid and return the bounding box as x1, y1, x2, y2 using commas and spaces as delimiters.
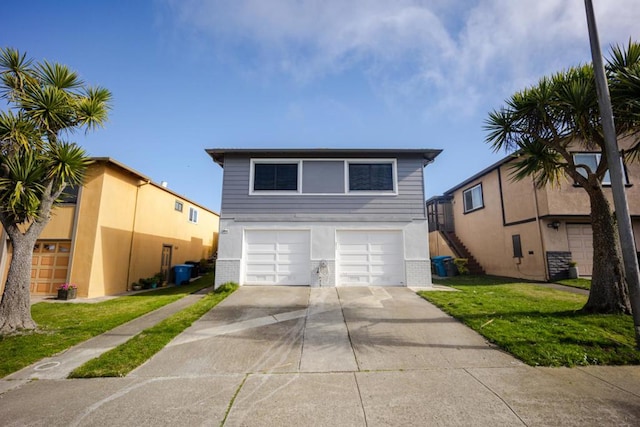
432, 255, 453, 261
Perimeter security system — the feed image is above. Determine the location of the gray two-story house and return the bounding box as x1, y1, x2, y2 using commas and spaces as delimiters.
207, 148, 441, 288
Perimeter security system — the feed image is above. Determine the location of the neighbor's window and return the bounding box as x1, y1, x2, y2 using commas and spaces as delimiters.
512, 234, 523, 258
189, 207, 198, 223
253, 163, 298, 191
348, 162, 394, 191
463, 184, 483, 213
573, 153, 628, 185
175, 200, 183, 212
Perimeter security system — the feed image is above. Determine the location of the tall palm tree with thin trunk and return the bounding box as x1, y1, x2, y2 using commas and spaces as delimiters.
485, 41, 640, 314
0, 48, 111, 333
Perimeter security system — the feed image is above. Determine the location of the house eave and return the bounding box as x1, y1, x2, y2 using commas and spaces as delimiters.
206, 148, 442, 168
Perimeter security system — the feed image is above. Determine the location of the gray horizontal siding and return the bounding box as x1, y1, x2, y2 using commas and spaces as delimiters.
220, 154, 426, 218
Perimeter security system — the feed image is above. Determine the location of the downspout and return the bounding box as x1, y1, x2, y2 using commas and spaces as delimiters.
533, 179, 550, 280
67, 185, 84, 286
125, 179, 150, 290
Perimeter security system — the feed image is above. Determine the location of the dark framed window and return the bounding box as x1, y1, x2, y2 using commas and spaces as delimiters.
463, 183, 483, 213
60, 185, 79, 204
348, 163, 393, 191
573, 153, 628, 185
512, 234, 523, 258
175, 200, 183, 212
253, 163, 298, 191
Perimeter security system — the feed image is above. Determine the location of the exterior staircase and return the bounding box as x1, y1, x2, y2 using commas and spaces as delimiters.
441, 231, 485, 275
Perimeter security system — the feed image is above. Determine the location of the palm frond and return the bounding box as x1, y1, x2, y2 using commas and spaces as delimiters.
0, 111, 40, 153
36, 61, 83, 90
74, 86, 112, 131
44, 142, 92, 187
0, 150, 46, 223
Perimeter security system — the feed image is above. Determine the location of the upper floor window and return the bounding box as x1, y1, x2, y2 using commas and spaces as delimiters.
573, 153, 628, 185
463, 183, 483, 213
253, 162, 299, 192
60, 185, 79, 204
248, 158, 397, 195
175, 200, 183, 212
189, 207, 198, 223
348, 162, 394, 192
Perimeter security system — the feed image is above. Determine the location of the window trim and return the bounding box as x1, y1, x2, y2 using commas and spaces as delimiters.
248, 158, 398, 196
345, 159, 398, 195
572, 152, 629, 185
462, 183, 484, 214
249, 159, 302, 195
188, 207, 198, 224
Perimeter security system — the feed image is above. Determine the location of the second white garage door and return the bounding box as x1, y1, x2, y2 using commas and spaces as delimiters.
337, 230, 404, 286
244, 230, 311, 285
567, 224, 593, 276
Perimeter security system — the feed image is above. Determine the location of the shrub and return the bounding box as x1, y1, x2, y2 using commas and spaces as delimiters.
453, 258, 469, 275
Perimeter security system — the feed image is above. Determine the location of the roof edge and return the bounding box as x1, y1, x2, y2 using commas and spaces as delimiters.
205, 148, 442, 167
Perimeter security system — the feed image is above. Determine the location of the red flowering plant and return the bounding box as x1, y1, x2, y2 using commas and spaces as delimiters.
58, 283, 77, 291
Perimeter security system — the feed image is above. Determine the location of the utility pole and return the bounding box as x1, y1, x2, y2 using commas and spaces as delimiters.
584, 0, 640, 347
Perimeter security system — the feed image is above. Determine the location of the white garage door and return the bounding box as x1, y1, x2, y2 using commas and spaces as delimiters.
244, 230, 310, 285
567, 224, 593, 276
337, 230, 404, 286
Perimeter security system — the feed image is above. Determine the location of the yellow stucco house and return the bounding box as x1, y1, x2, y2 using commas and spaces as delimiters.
428, 141, 640, 281
0, 158, 219, 298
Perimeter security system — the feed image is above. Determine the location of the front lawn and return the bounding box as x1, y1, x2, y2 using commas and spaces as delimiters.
556, 278, 591, 290
0, 274, 214, 378
70, 283, 238, 378
420, 276, 640, 366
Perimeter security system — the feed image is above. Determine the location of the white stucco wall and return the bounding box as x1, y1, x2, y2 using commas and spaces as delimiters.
214, 219, 432, 288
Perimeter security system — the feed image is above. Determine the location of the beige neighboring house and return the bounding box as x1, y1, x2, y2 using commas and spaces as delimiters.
427, 142, 640, 281
0, 158, 219, 298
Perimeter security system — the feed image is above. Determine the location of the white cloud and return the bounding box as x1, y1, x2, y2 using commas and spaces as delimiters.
162, 0, 640, 116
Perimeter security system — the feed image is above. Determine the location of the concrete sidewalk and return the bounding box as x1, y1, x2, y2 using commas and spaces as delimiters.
0, 286, 639, 426
1, 287, 212, 392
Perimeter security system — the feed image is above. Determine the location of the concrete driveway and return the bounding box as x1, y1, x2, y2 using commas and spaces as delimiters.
1, 286, 639, 426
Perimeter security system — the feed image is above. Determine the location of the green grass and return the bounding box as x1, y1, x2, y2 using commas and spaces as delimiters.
419, 275, 640, 366
0, 274, 215, 378
556, 278, 592, 290
70, 283, 237, 378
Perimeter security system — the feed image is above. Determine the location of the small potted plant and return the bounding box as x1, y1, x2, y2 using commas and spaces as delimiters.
568, 261, 579, 279
131, 282, 142, 291
153, 272, 165, 288
139, 277, 152, 289
57, 283, 77, 300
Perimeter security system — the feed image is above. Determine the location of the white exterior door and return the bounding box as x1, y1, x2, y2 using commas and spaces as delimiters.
337, 230, 404, 286
567, 224, 593, 276
244, 230, 310, 285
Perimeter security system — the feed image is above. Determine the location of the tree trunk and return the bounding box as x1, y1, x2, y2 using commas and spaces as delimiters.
582, 184, 631, 314
0, 183, 59, 334
0, 234, 38, 333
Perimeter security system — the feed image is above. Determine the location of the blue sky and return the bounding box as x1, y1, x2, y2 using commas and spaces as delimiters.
2, 0, 639, 212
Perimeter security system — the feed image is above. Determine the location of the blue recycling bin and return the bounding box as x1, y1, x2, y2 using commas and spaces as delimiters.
173, 264, 193, 285
432, 256, 452, 277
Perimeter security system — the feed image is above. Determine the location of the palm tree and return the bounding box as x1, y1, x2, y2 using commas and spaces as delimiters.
0, 48, 111, 333
485, 41, 640, 314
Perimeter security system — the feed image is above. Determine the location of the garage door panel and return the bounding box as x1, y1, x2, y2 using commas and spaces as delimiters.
246, 253, 276, 262
337, 230, 404, 286
244, 230, 310, 285
567, 224, 593, 276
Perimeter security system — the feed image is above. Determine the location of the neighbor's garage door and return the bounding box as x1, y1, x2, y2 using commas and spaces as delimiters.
244, 230, 310, 285
31, 241, 71, 295
337, 230, 404, 286
567, 224, 593, 276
